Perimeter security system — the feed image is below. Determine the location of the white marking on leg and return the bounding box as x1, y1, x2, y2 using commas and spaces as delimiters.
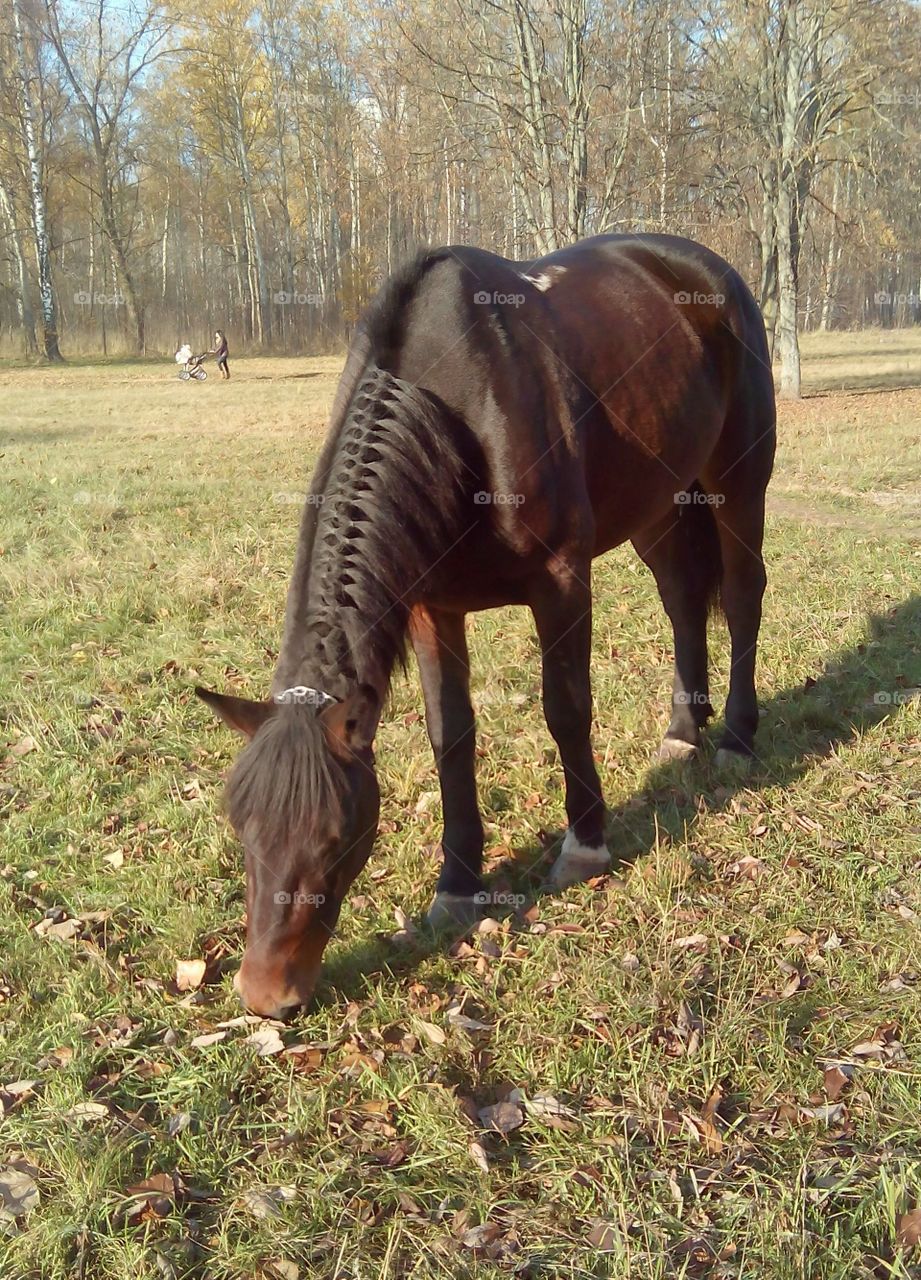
657, 737, 698, 761
549, 829, 610, 889
426, 892, 481, 930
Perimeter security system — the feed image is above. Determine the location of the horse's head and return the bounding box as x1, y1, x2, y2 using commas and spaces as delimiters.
196, 685, 381, 1017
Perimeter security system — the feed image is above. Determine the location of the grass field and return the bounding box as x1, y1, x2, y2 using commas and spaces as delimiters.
1, 331, 920, 1279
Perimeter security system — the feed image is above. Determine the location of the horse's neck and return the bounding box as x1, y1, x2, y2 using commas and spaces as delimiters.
274, 365, 471, 704
273, 526, 396, 703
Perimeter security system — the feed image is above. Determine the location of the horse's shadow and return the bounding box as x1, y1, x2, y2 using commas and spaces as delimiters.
317, 594, 920, 1005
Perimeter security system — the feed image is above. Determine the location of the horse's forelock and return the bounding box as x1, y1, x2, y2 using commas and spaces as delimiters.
225, 705, 346, 869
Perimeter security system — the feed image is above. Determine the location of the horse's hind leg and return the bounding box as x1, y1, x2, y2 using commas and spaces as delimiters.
530, 562, 610, 889
702, 441, 772, 768
410, 606, 485, 927
633, 503, 718, 761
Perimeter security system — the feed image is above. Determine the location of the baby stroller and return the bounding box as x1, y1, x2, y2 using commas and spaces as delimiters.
175, 344, 208, 381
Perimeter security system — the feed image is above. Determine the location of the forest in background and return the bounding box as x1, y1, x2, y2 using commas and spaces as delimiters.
1, 0, 920, 396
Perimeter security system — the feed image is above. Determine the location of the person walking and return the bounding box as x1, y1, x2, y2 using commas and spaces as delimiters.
209, 329, 230, 379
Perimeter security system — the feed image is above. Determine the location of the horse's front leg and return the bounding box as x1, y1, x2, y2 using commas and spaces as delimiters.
410, 605, 485, 927
530, 563, 610, 889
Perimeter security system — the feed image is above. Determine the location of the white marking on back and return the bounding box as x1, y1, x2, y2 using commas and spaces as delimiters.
522, 266, 566, 292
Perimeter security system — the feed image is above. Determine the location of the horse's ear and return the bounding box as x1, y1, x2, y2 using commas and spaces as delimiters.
195, 687, 275, 739
319, 685, 380, 761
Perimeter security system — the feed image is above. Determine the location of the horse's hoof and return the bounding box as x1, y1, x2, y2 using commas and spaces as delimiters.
657, 736, 698, 762
548, 830, 611, 890
426, 892, 482, 932
714, 747, 753, 775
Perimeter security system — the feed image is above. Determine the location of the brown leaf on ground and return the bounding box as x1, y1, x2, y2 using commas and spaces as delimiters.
822, 1064, 852, 1100
897, 1209, 921, 1250
587, 1220, 621, 1251
282, 1045, 325, 1073
366, 1139, 412, 1168
851, 1022, 906, 1063
460, 1222, 503, 1252
478, 1100, 525, 1134
118, 1173, 176, 1226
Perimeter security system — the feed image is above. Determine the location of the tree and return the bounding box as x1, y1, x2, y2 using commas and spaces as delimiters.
43, 0, 173, 353
9, 0, 61, 359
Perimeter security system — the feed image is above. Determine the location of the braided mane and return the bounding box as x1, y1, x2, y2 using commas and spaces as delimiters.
226, 261, 475, 865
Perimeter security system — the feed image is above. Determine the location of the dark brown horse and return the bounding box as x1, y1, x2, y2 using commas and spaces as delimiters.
197, 234, 776, 1017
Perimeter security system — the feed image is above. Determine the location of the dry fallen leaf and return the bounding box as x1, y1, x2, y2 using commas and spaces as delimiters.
0, 1166, 40, 1219
897, 1209, 921, 1250
468, 1140, 490, 1172
244, 1026, 285, 1057
175, 959, 207, 993
525, 1092, 580, 1131
674, 932, 708, 953
587, 1220, 620, 1251
240, 1185, 297, 1220
190, 1030, 228, 1049
478, 1100, 524, 1134
417, 1020, 446, 1046
65, 1101, 110, 1123
822, 1064, 852, 1101
461, 1222, 502, 1251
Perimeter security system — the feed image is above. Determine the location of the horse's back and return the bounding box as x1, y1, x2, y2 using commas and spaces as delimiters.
355, 234, 774, 575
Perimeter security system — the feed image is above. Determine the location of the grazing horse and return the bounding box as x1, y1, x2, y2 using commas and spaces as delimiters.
197, 234, 776, 1018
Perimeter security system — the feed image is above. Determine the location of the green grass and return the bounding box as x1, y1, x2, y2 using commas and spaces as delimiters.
1, 339, 920, 1278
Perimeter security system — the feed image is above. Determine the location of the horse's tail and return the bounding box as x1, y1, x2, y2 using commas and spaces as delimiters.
683, 481, 723, 614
